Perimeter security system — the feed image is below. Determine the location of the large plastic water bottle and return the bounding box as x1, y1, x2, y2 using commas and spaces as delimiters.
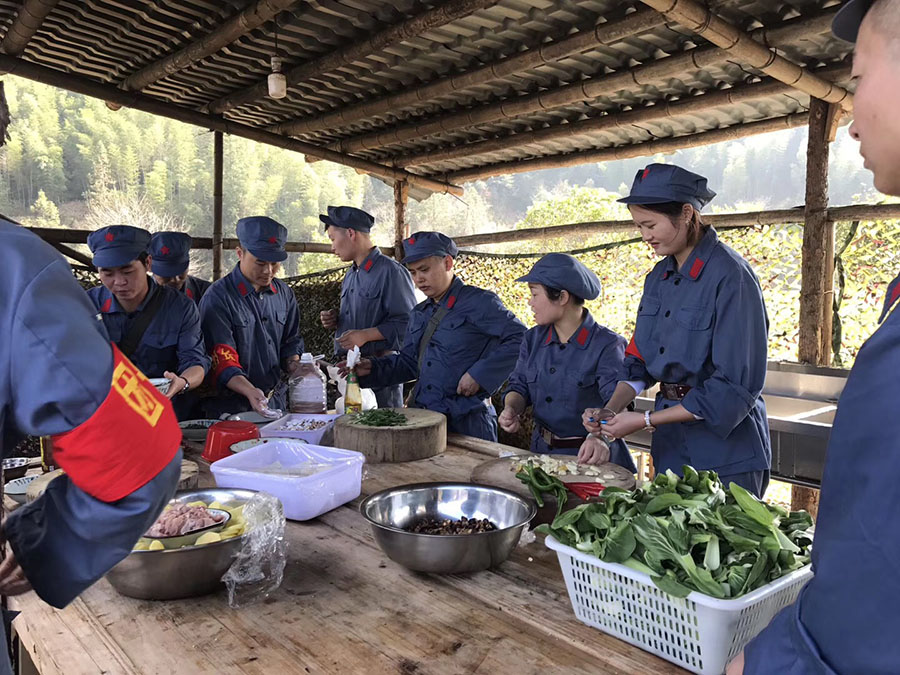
289, 353, 327, 413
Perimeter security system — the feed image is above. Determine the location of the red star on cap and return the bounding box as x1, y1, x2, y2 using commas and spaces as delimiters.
105, 232, 115, 242
642, 168, 651, 180
408, 237, 416, 245
268, 236, 277, 244
160, 246, 170, 255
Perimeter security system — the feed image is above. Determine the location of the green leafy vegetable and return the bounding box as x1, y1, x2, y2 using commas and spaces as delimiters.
537, 464, 814, 599
351, 409, 408, 427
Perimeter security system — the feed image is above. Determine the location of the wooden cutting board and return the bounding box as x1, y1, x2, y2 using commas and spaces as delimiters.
333, 408, 446, 463
470, 454, 636, 525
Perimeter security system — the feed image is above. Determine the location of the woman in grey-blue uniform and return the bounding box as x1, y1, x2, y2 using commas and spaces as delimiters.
585, 164, 771, 497
499, 253, 636, 472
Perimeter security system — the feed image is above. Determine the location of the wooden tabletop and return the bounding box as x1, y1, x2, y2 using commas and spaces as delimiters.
10, 435, 686, 675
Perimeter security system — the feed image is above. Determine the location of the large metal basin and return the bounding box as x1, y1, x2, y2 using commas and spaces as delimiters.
360, 482, 536, 574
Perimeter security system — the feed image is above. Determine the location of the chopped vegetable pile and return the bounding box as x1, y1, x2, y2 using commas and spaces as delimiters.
351, 409, 408, 427
513, 454, 617, 481
536, 466, 814, 599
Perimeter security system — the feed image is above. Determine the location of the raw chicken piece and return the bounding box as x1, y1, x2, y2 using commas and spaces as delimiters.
146, 504, 225, 537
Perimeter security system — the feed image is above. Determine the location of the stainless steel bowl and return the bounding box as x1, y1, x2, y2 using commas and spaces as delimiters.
106, 488, 256, 600
360, 482, 536, 574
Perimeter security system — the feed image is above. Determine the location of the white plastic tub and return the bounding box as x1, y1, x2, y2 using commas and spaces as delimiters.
260, 413, 340, 445
210, 440, 364, 521
545, 535, 812, 675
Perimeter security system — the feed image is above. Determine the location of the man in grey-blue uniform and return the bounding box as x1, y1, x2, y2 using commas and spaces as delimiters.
319, 206, 416, 408
0, 218, 182, 674
149, 231, 212, 304
353, 232, 525, 441
730, 1, 900, 673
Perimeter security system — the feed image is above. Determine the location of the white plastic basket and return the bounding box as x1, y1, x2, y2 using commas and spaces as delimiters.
545, 535, 812, 675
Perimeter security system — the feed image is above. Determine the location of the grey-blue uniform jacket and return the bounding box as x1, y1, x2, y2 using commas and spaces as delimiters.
200, 264, 303, 415
0, 220, 180, 674
336, 246, 416, 358
743, 272, 900, 673
183, 275, 212, 304
363, 276, 525, 420
624, 227, 771, 477
506, 311, 637, 472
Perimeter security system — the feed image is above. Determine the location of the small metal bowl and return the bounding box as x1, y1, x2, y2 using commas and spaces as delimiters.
2, 457, 29, 481
106, 488, 256, 600
5, 475, 37, 504
143, 508, 231, 550
360, 482, 536, 574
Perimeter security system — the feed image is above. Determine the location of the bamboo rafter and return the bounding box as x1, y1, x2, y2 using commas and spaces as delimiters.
0, 0, 60, 56
324, 9, 838, 156
205, 0, 503, 115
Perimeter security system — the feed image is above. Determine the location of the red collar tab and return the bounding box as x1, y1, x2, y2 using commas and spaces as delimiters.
185, 287, 194, 300
545, 327, 553, 345
689, 258, 705, 279
237, 282, 249, 296
101, 297, 112, 313
446, 295, 456, 309
50, 344, 180, 503
662, 270, 672, 280
363, 259, 374, 272
625, 335, 644, 361
270, 282, 278, 294
576, 327, 589, 346
890, 283, 900, 308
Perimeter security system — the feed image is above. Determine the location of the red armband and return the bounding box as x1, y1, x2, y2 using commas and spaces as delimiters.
624, 335, 644, 361
211, 343, 242, 380
51, 344, 181, 503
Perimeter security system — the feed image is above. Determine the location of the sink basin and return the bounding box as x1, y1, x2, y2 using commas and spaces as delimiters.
763, 395, 835, 420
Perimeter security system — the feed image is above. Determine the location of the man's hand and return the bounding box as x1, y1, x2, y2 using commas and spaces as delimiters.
725, 651, 744, 675
498, 407, 521, 433
285, 359, 302, 378
163, 371, 184, 400
320, 309, 338, 330
0, 551, 32, 596
337, 330, 370, 350
338, 358, 372, 377
576, 435, 611, 465
246, 387, 269, 414
456, 372, 480, 396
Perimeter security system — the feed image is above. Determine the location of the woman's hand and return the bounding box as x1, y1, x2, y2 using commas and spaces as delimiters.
600, 411, 646, 439
582, 407, 615, 435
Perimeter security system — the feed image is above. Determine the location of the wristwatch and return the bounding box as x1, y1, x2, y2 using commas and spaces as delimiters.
643, 410, 656, 433
177, 376, 190, 395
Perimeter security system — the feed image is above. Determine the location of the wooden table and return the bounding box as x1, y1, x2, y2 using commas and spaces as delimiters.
9, 436, 686, 675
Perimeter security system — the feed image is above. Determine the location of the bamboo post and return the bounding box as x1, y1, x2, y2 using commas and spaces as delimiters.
793, 98, 834, 517
212, 131, 224, 280
0, 53, 463, 197
394, 181, 410, 263
206, 0, 503, 115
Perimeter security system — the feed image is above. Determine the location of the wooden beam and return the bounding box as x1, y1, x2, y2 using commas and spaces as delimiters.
212, 130, 224, 280
394, 181, 410, 263
397, 63, 850, 168
824, 101, 844, 143
0, 54, 463, 197
327, 10, 841, 156
444, 112, 810, 184
48, 241, 93, 268
205, 0, 502, 115
799, 98, 833, 366
0, 0, 60, 57
269, 8, 666, 138
120, 0, 298, 92
638, 0, 852, 111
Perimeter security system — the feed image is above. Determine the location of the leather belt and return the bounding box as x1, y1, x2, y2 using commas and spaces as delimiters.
660, 383, 692, 400
538, 425, 585, 449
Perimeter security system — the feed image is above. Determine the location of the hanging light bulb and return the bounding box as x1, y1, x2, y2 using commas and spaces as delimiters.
268, 56, 286, 99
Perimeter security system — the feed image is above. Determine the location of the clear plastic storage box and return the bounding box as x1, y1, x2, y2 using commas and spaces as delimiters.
210, 440, 365, 521
545, 535, 812, 675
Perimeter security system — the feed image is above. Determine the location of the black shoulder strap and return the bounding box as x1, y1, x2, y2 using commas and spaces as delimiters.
117, 287, 166, 358
410, 303, 452, 401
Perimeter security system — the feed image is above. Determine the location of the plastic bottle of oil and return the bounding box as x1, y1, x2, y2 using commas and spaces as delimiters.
289, 353, 327, 413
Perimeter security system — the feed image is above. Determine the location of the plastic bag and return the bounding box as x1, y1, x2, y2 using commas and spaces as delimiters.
223, 491, 286, 608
